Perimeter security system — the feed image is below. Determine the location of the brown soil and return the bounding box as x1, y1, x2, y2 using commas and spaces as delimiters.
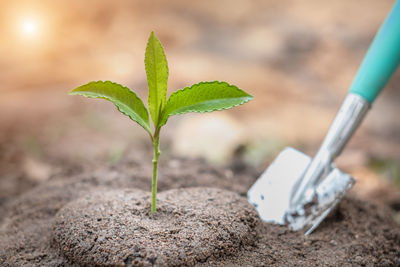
0, 158, 399, 266
52, 188, 258, 266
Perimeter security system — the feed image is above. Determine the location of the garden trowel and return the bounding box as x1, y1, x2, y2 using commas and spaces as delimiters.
248, 1, 400, 235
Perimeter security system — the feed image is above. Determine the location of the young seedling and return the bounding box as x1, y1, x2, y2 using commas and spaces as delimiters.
69, 32, 253, 214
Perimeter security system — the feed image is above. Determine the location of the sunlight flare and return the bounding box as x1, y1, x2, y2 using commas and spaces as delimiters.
21, 19, 38, 37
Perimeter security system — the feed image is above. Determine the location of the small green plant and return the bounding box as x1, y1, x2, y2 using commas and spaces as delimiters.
69, 32, 253, 213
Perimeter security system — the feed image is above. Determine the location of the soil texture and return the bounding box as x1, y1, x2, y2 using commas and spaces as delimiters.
0, 157, 399, 266
53, 188, 257, 266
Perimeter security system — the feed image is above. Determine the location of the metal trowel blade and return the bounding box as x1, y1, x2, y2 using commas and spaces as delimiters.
247, 147, 355, 235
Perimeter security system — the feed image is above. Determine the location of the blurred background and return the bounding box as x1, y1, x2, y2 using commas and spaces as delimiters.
0, 0, 399, 211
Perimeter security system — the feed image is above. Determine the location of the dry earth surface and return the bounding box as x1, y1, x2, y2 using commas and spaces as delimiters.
0, 157, 399, 266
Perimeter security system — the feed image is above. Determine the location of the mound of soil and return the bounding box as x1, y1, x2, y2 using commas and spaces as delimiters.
52, 188, 258, 266
0, 158, 399, 266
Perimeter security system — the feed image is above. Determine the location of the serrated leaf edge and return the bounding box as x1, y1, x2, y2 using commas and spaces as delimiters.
145, 32, 169, 126
160, 81, 253, 125
69, 80, 152, 134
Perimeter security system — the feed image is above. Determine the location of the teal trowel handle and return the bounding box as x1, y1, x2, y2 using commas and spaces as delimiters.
349, 0, 400, 103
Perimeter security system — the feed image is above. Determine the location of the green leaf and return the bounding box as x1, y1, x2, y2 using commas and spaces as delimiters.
145, 31, 169, 126
69, 81, 151, 134
160, 81, 253, 126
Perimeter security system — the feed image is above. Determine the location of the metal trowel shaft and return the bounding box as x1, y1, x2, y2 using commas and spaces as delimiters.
289, 94, 369, 208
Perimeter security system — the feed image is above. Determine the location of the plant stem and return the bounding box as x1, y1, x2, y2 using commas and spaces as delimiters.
151, 129, 161, 214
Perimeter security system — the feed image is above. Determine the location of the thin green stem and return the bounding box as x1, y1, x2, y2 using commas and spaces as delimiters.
151, 129, 161, 214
